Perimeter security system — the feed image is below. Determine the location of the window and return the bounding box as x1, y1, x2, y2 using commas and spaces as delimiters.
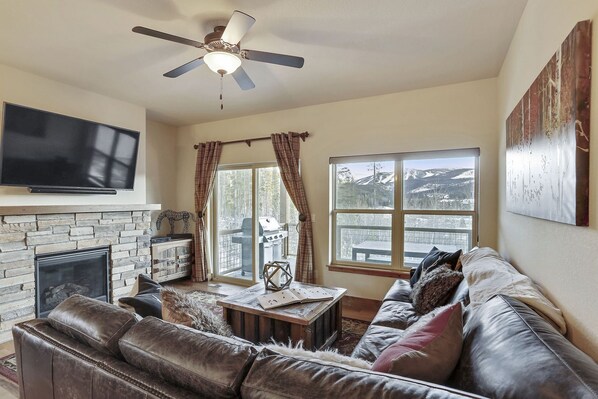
330, 149, 479, 271
212, 163, 298, 284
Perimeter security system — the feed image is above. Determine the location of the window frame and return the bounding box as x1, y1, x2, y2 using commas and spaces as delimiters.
329, 148, 480, 272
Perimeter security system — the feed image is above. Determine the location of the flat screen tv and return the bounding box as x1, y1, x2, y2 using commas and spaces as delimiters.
0, 103, 140, 193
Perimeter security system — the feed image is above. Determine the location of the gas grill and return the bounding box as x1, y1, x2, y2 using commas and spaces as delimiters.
231, 217, 288, 277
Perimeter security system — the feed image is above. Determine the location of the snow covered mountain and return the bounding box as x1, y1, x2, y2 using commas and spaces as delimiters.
340, 168, 474, 210
403, 168, 474, 197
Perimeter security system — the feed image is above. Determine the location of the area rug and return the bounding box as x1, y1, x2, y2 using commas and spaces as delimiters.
0, 354, 17, 384
187, 290, 369, 356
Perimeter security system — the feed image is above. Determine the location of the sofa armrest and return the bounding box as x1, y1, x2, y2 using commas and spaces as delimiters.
13, 319, 199, 399
450, 295, 598, 398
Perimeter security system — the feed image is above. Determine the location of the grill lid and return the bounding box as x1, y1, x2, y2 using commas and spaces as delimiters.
238, 217, 288, 243
241, 217, 282, 235
259, 217, 281, 232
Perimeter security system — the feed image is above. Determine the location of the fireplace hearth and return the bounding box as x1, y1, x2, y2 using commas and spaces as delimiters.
35, 247, 110, 318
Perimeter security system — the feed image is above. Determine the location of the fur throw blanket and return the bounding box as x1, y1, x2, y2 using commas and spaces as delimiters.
161, 287, 233, 337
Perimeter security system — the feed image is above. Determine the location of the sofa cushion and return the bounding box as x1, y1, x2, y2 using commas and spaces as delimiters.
383, 279, 412, 302
372, 302, 463, 384
242, 348, 484, 399
47, 294, 137, 358
119, 316, 258, 399
450, 295, 598, 399
411, 266, 464, 314
118, 274, 162, 318
351, 325, 405, 363
370, 300, 420, 330
411, 247, 462, 287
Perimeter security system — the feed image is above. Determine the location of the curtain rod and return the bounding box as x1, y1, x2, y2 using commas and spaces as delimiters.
193, 131, 309, 150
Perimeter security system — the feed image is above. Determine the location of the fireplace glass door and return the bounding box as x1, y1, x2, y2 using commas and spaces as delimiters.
35, 247, 110, 317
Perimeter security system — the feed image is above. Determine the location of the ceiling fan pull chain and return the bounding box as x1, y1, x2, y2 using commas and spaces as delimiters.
220, 73, 224, 110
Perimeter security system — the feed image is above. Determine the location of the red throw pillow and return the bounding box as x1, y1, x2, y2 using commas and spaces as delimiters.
372, 302, 463, 384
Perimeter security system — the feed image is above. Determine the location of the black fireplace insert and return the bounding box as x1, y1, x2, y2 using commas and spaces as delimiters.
35, 247, 110, 318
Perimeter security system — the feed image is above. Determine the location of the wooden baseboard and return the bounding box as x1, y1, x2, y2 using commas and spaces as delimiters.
342, 295, 382, 323
327, 264, 410, 279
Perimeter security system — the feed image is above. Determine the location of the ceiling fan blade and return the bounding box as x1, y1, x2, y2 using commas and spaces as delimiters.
242, 49, 304, 68
163, 57, 204, 78
232, 66, 255, 90
132, 26, 204, 49
221, 10, 256, 44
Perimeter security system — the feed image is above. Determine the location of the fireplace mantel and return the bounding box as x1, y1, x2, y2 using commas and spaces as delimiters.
0, 204, 161, 216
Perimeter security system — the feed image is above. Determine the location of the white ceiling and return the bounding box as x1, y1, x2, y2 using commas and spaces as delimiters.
0, 0, 527, 126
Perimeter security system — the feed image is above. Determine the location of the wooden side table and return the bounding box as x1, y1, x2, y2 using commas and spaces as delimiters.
217, 282, 347, 350
151, 238, 193, 283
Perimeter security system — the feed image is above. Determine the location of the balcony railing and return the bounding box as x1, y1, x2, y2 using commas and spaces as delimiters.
336, 224, 472, 267
217, 224, 298, 276
218, 223, 468, 274
217, 228, 243, 275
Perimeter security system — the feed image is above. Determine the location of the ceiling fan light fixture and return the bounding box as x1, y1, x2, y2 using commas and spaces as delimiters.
204, 51, 241, 75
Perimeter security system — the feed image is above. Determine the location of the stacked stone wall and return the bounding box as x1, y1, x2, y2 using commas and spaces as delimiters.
0, 210, 152, 342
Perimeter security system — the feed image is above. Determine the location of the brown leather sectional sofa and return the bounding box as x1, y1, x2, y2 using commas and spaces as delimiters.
352, 278, 598, 398
13, 266, 598, 398
13, 295, 480, 399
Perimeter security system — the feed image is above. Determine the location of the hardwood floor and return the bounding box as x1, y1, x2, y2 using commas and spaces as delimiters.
0, 376, 18, 399
0, 340, 17, 398
0, 341, 14, 358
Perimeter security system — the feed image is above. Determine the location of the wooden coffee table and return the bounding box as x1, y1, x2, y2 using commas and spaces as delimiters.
216, 282, 347, 350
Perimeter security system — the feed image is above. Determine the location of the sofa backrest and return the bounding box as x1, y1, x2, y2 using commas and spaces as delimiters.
449, 295, 598, 399
119, 317, 258, 399
47, 294, 137, 358
446, 278, 469, 305
242, 348, 486, 399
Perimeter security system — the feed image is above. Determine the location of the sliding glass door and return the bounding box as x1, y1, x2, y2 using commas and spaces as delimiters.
213, 164, 297, 284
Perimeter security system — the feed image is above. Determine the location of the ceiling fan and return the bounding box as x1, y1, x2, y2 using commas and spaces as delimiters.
132, 10, 304, 91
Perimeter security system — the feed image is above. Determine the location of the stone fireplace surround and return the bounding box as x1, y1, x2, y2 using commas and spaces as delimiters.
0, 204, 160, 343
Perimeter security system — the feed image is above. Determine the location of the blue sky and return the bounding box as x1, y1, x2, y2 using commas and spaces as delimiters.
405, 157, 474, 169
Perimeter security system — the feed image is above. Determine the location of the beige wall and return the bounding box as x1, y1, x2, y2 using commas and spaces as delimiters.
146, 120, 177, 235
497, 0, 598, 360
177, 78, 499, 299
0, 63, 146, 205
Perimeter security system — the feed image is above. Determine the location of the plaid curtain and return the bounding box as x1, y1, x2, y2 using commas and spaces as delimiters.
193, 141, 222, 282
271, 133, 315, 283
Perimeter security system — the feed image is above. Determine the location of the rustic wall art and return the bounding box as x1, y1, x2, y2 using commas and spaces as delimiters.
506, 20, 592, 226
